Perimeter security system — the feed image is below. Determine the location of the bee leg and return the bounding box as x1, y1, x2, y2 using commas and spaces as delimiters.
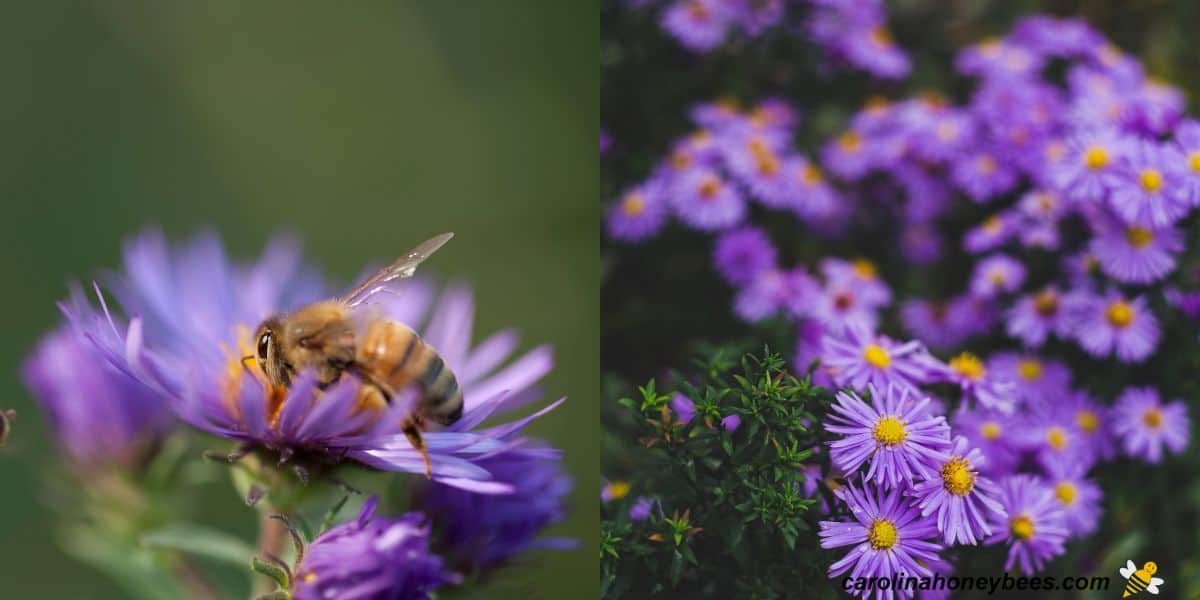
401, 416, 432, 479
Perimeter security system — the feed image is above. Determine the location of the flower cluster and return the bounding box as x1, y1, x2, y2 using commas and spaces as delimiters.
632, 0, 909, 78
23, 230, 573, 598
605, 11, 1195, 596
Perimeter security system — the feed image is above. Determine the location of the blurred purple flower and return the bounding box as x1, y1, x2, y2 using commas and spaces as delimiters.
1111, 387, 1189, 464
985, 475, 1068, 575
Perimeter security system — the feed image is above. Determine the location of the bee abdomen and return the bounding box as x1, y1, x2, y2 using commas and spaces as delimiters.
361, 321, 463, 426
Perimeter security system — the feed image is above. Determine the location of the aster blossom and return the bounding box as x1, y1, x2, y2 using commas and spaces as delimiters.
985, 475, 1069, 575
824, 384, 950, 489
818, 480, 942, 600
909, 436, 1006, 545
290, 497, 459, 600
1111, 387, 1189, 463
57, 229, 563, 494
821, 325, 941, 392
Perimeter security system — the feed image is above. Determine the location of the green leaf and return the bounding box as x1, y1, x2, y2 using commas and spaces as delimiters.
141, 523, 255, 567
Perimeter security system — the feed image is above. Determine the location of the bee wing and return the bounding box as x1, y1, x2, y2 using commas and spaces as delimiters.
342, 233, 453, 307
1120, 561, 1136, 578
1145, 582, 1160, 594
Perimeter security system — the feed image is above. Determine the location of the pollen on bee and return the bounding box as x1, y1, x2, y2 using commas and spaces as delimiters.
221, 325, 287, 428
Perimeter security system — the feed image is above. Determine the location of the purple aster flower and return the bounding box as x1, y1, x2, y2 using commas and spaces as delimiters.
956, 38, 1043, 80
1043, 461, 1102, 539
1089, 219, 1182, 284
820, 258, 891, 308
951, 148, 1019, 203
953, 408, 1019, 477
840, 24, 912, 80
22, 321, 174, 470
1108, 139, 1190, 227
660, 0, 728, 52
900, 222, 944, 265
937, 352, 1016, 414
670, 393, 696, 424
785, 156, 839, 220
1017, 189, 1067, 222
985, 353, 1071, 405
1168, 119, 1200, 206
1052, 128, 1125, 203
1017, 219, 1061, 251
964, 213, 1017, 254
821, 326, 941, 392
720, 414, 741, 431
1013, 402, 1096, 473
986, 475, 1069, 575
812, 281, 881, 331
411, 448, 574, 574
292, 497, 459, 600
607, 182, 670, 243
1073, 290, 1160, 363
712, 226, 777, 285
1005, 287, 1077, 348
1111, 387, 1189, 463
1164, 286, 1200, 320
818, 480, 942, 597
1059, 390, 1115, 462
628, 497, 654, 521
669, 167, 746, 231
821, 129, 873, 180
969, 254, 1026, 298
733, 267, 819, 322
824, 385, 950, 489
1124, 80, 1185, 135
1010, 15, 1103, 58
909, 436, 1005, 545
722, 134, 793, 206
908, 109, 975, 164
58, 230, 562, 494
899, 300, 965, 351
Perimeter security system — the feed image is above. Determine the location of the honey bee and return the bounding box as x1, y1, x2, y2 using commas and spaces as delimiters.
251, 233, 461, 477
1120, 560, 1164, 597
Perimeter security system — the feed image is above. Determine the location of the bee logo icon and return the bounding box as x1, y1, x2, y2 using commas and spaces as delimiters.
1119, 560, 1163, 597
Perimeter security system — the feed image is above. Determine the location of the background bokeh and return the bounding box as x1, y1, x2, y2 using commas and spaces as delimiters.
0, 2, 597, 598
603, 1, 1200, 597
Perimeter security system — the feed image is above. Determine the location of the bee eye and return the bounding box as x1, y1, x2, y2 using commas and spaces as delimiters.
257, 331, 272, 360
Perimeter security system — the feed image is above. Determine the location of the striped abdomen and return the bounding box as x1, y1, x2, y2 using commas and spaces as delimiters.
1124, 573, 1147, 597
356, 320, 463, 425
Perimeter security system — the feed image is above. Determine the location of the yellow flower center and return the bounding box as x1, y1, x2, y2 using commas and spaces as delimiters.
698, 177, 722, 199
976, 155, 998, 175
941, 456, 977, 496
838, 131, 862, 153
1017, 359, 1042, 381
1010, 515, 1035, 540
1189, 152, 1200, 173
1033, 289, 1059, 316
303, 572, 318, 584
949, 352, 985, 381
988, 268, 1007, 286
1055, 482, 1077, 505
748, 139, 780, 176
604, 481, 631, 501
852, 259, 877, 279
801, 163, 823, 185
670, 150, 692, 171
1125, 226, 1154, 248
863, 344, 891, 368
869, 26, 893, 48
981, 421, 1002, 440
868, 519, 899, 550
1076, 410, 1099, 433
1105, 301, 1134, 328
1139, 169, 1163, 193
982, 215, 1003, 234
1083, 146, 1109, 170
873, 416, 907, 446
1046, 426, 1068, 451
1143, 408, 1163, 429
622, 193, 646, 216
687, 1, 711, 22
935, 121, 958, 141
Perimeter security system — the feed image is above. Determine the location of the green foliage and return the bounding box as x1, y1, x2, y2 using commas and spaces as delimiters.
601, 346, 838, 599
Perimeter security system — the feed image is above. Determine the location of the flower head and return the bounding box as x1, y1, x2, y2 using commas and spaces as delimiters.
713, 226, 778, 285
824, 385, 950, 489
821, 326, 941, 392
1108, 140, 1190, 227
411, 448, 574, 574
608, 182, 669, 243
1089, 218, 1182, 284
910, 436, 1006, 545
292, 497, 459, 600
1073, 291, 1160, 363
669, 168, 746, 231
59, 230, 561, 494
1111, 387, 1189, 463
23, 320, 174, 470
986, 475, 1069, 575
969, 254, 1026, 298
1005, 287, 1077, 348
819, 480, 942, 596
1044, 461, 1103, 539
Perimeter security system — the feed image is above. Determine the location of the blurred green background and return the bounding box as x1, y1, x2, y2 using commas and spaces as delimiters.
0, 2, 597, 598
